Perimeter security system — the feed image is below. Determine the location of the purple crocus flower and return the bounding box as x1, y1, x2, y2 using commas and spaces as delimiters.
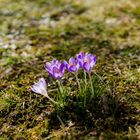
76, 52, 96, 73
31, 77, 47, 97
64, 57, 80, 73
76, 52, 85, 66
45, 59, 65, 79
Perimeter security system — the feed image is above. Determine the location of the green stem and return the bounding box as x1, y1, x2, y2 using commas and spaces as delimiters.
84, 71, 87, 107
57, 80, 65, 107
84, 71, 87, 85
89, 72, 94, 97
75, 73, 81, 92
45, 94, 58, 104
57, 80, 63, 93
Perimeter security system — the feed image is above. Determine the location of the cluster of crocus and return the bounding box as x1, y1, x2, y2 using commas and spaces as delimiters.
45, 52, 96, 79
31, 52, 96, 102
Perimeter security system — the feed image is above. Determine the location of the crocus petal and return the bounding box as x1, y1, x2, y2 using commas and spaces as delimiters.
39, 78, 47, 88
53, 73, 60, 79
76, 53, 85, 68
76, 62, 80, 69
31, 86, 40, 93
76, 52, 85, 59
69, 65, 77, 72
59, 63, 65, 73
69, 57, 76, 65
90, 56, 96, 67
45, 62, 52, 71
52, 67, 61, 79
64, 57, 79, 73
83, 62, 91, 72
52, 59, 59, 64
63, 60, 68, 66
63, 61, 69, 70
78, 60, 84, 68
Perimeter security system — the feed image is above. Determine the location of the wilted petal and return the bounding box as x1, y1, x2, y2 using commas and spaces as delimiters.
31, 86, 40, 93
39, 78, 47, 89
31, 77, 47, 96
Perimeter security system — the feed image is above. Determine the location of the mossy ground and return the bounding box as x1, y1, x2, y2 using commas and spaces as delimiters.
0, 0, 140, 139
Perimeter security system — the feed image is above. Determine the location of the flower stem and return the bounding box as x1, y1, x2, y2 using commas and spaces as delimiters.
43, 93, 58, 104
57, 80, 63, 93
75, 73, 81, 92
45, 94, 58, 104
89, 72, 94, 97
83, 71, 87, 107
84, 71, 87, 92
57, 80, 66, 107
84, 71, 87, 85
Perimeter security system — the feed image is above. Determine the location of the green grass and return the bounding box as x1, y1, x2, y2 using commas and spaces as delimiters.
0, 0, 140, 139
